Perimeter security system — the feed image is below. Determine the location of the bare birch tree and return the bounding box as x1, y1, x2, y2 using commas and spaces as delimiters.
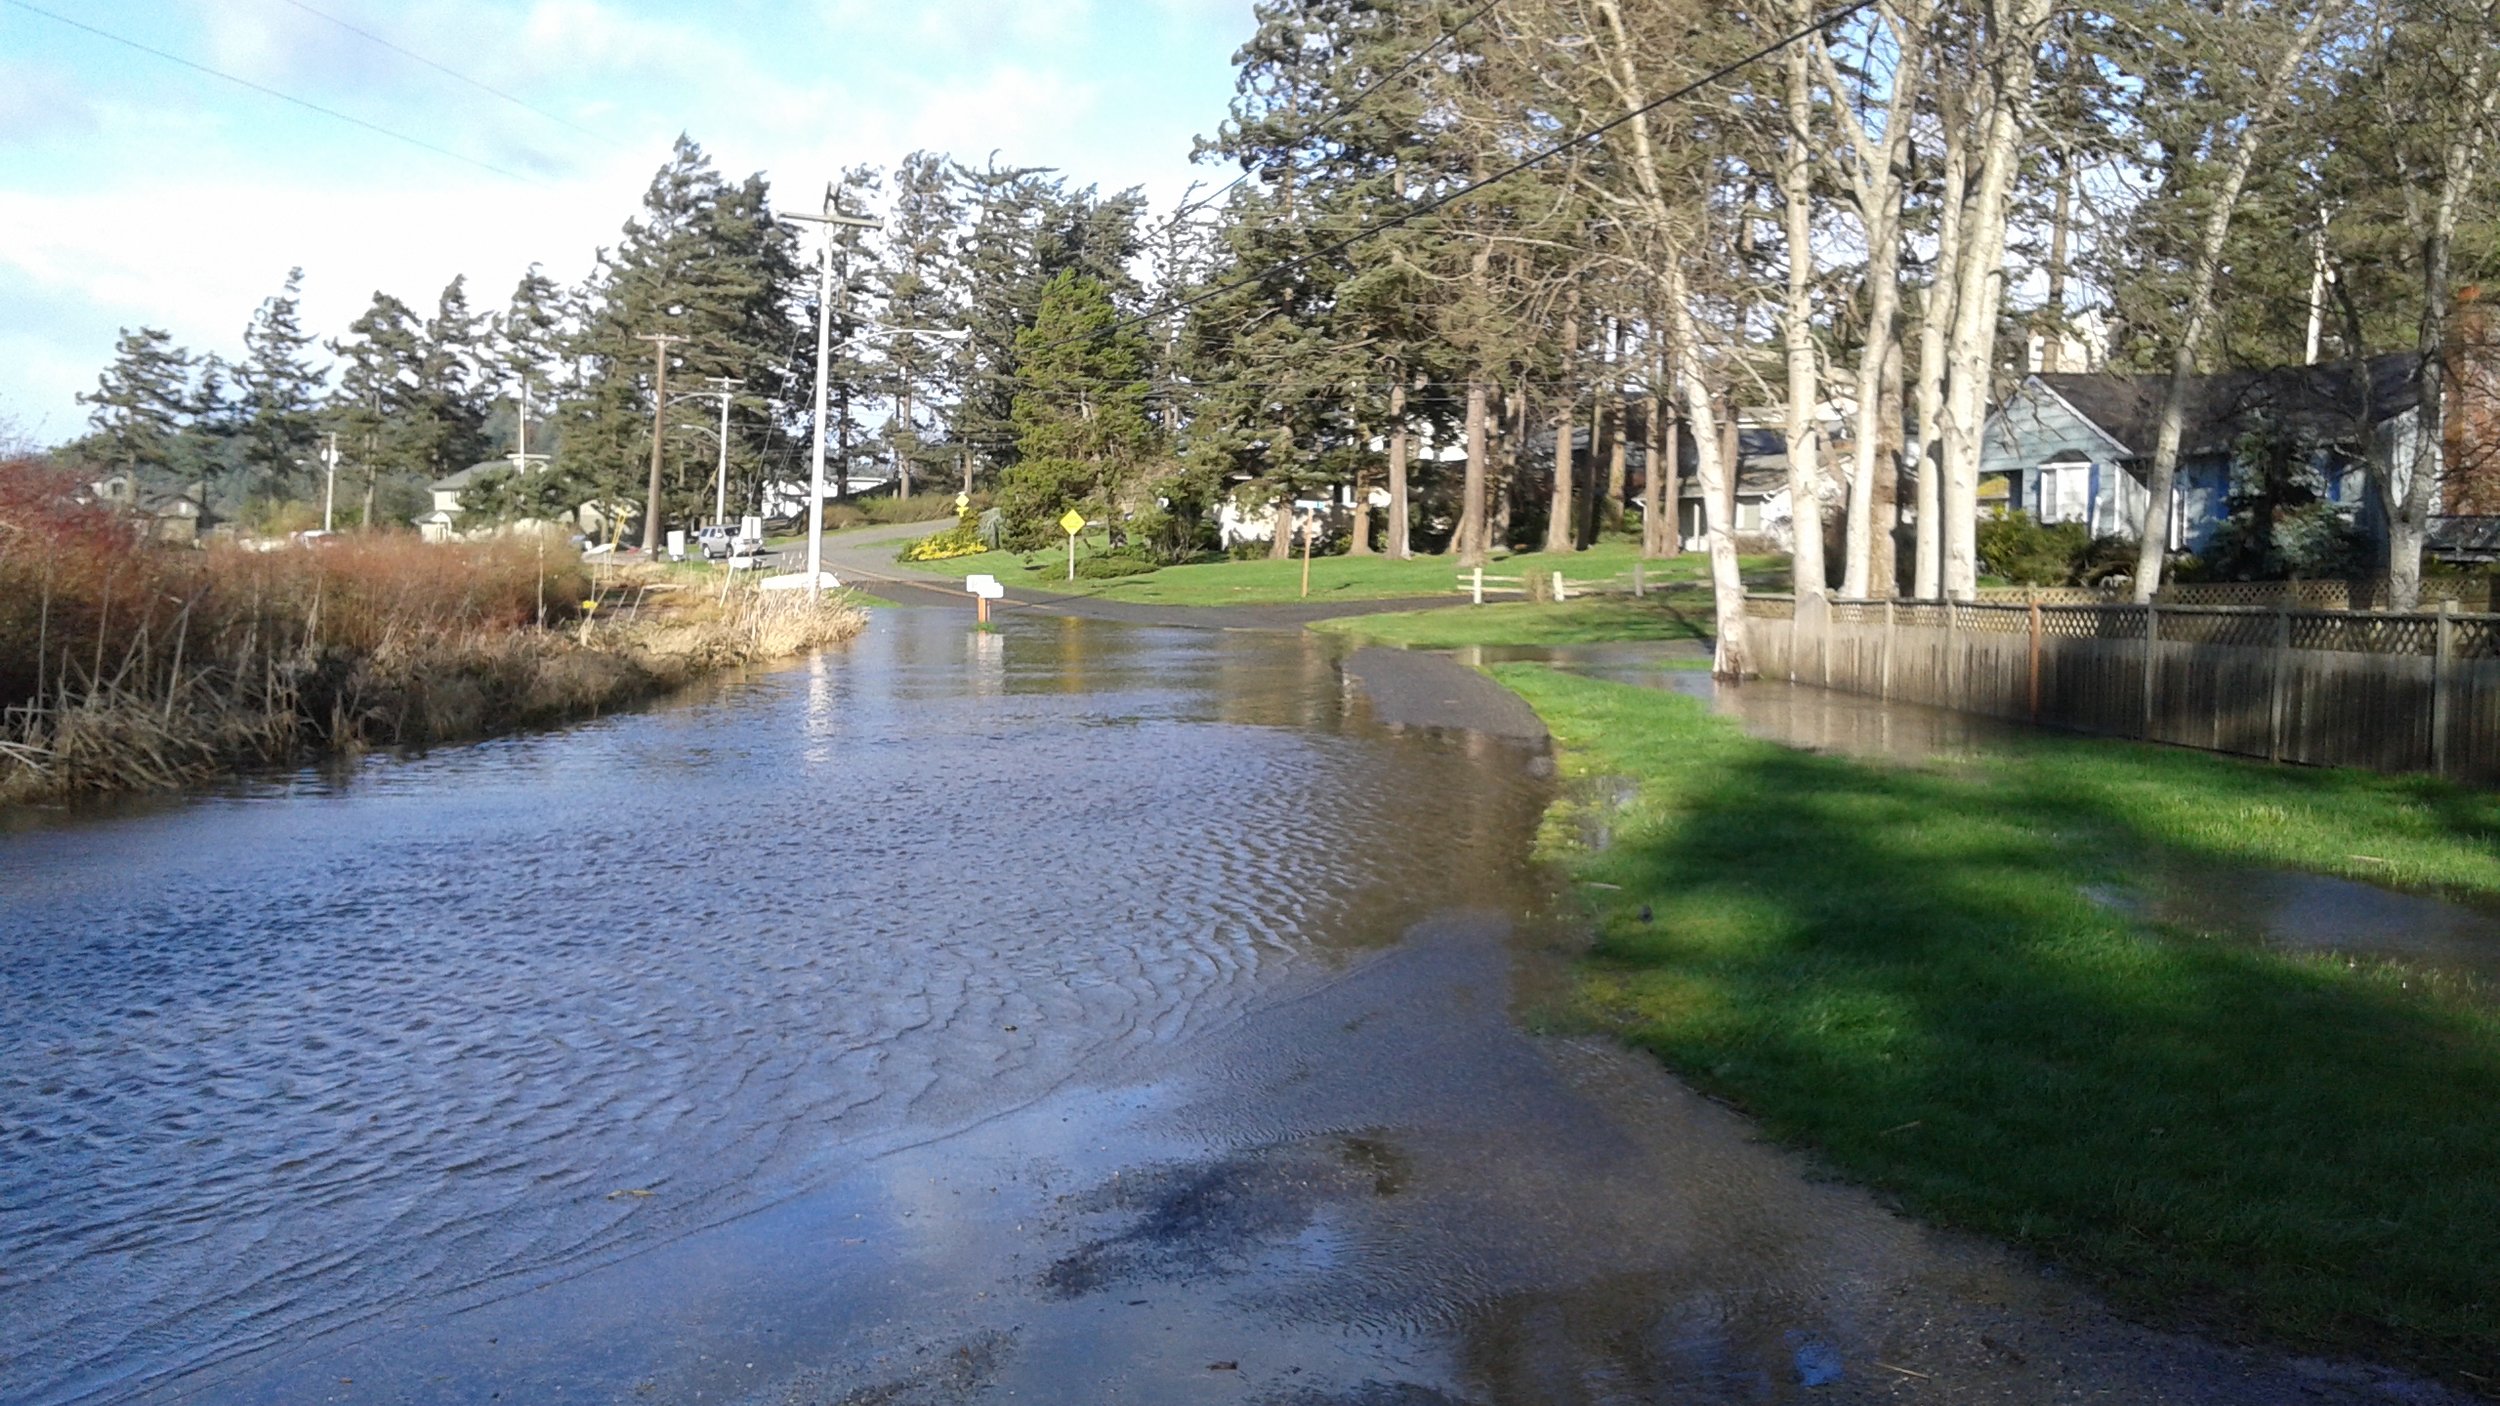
2130, 0, 2349, 601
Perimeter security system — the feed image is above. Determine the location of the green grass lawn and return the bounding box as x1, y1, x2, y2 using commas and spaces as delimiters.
889, 530, 1777, 608
1309, 595, 1718, 650
1495, 665, 2500, 1381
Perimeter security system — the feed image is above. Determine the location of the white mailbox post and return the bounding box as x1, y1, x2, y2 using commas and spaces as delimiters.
966, 573, 1004, 625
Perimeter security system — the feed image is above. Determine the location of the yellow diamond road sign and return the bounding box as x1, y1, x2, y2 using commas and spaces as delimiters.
1059, 510, 1086, 536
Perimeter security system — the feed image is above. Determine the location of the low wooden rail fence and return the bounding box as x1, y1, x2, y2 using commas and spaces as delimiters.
1749, 594, 2500, 782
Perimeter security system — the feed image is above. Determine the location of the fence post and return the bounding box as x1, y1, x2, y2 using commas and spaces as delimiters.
2028, 595, 2043, 722
1882, 599, 1896, 701
1471, 566, 1483, 606
1553, 569, 1568, 602
1945, 598, 1961, 706
2142, 602, 2159, 740
2270, 607, 2291, 764
2434, 600, 2456, 778
1633, 561, 1645, 598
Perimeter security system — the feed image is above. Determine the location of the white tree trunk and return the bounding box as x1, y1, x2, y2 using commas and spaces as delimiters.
1938, 0, 2052, 600
1823, 4, 1926, 597
2133, 1, 2346, 601
1911, 88, 1969, 600
1779, 30, 1827, 597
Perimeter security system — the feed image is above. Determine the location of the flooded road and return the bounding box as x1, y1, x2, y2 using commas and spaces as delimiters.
0, 608, 2467, 1405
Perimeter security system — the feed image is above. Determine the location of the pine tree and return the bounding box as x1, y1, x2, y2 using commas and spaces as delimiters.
77, 327, 195, 480
411, 276, 493, 481
236, 267, 326, 500
874, 152, 964, 498
995, 271, 1157, 548
493, 264, 567, 456
554, 136, 803, 538
329, 291, 424, 527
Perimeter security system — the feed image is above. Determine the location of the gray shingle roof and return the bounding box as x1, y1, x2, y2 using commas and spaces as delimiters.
2033, 353, 2422, 458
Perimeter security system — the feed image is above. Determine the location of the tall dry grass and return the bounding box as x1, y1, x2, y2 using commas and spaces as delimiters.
0, 458, 864, 803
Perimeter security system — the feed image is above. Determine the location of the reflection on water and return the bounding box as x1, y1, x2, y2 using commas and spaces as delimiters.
0, 612, 1548, 1406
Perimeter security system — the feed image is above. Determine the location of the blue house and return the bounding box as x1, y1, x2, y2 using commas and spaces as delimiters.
1978, 355, 2422, 552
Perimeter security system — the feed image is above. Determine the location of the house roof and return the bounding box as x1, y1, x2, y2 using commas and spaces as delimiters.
1677, 428, 1792, 498
2032, 353, 2421, 458
2429, 515, 2500, 560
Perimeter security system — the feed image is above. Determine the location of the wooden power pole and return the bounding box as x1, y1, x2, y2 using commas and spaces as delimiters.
636, 331, 687, 552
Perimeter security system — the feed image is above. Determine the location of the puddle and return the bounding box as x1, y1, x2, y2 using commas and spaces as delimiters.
2095, 865, 2500, 992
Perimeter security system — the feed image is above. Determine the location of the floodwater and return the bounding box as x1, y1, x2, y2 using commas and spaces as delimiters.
1451, 642, 2035, 766
2096, 865, 2500, 992
0, 609, 2467, 1405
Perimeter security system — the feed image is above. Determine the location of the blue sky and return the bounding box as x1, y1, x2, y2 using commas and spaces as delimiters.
0, 0, 1256, 443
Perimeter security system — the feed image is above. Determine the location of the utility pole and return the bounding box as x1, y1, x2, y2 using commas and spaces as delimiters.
321, 431, 338, 533
786, 185, 882, 592
704, 376, 741, 526
635, 331, 687, 552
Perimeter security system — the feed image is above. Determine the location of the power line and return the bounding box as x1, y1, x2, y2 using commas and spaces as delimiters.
6, 0, 530, 180
275, 0, 624, 149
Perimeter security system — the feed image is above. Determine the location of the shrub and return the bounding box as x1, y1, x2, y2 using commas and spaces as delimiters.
898, 521, 986, 562
1974, 513, 2136, 586
1074, 550, 1159, 580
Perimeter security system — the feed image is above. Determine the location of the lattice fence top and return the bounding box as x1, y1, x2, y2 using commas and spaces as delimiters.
2287, 612, 2442, 655
1778, 597, 2498, 659
2159, 610, 2279, 648
2042, 605, 2146, 639
1957, 604, 2030, 634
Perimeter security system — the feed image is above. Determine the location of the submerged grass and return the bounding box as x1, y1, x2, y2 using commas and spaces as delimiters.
1494, 664, 2500, 1383
1309, 595, 1716, 650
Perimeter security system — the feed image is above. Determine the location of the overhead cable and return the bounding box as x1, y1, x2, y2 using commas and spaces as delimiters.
276, 0, 623, 149
6, 0, 531, 180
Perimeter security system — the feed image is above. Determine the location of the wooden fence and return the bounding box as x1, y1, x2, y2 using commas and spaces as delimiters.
1749, 594, 2500, 782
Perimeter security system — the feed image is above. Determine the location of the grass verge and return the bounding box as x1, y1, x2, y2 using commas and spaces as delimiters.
1493, 664, 2500, 1382
1309, 595, 1716, 650
888, 534, 1777, 608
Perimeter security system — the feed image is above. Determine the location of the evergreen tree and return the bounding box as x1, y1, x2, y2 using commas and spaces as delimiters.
493, 264, 567, 456
551, 136, 803, 539
328, 291, 424, 527
236, 267, 326, 500
77, 327, 195, 480
995, 271, 1157, 549
411, 276, 493, 480
173, 355, 245, 498
874, 151, 964, 498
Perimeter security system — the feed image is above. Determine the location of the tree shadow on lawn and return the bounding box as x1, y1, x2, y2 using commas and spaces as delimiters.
1521, 670, 2500, 1385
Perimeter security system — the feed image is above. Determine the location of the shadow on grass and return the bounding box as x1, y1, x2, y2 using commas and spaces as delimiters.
1498, 666, 2500, 1385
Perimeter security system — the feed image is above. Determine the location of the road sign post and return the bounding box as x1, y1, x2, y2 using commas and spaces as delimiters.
1060, 509, 1086, 581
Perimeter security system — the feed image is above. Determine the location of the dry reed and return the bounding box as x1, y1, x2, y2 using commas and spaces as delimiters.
1, 458, 866, 804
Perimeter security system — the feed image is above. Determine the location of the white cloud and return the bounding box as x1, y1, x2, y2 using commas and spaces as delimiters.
0, 0, 1254, 428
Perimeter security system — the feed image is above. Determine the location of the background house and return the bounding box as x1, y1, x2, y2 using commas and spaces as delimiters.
1977, 355, 2423, 552
86, 473, 213, 544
